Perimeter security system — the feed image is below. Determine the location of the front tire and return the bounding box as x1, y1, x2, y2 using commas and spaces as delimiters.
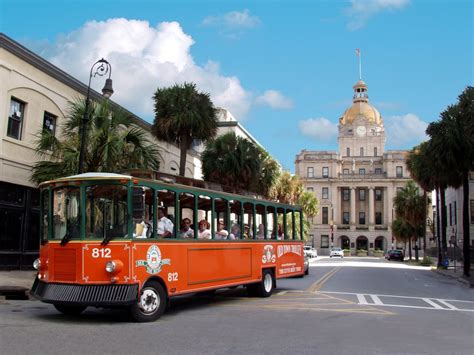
53, 304, 87, 315
130, 281, 167, 322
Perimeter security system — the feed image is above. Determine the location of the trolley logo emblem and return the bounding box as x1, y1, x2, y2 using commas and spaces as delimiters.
136, 245, 171, 274
262, 245, 276, 264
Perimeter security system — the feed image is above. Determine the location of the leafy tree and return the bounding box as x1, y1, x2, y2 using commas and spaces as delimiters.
153, 82, 218, 177
406, 142, 434, 253
32, 99, 160, 183
393, 181, 428, 261
271, 172, 319, 240
426, 86, 473, 276
201, 132, 280, 196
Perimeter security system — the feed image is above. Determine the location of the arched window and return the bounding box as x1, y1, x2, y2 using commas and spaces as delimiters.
360, 147, 364, 156
346, 147, 350, 157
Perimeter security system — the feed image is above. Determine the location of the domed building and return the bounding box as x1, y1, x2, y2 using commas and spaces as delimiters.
295, 80, 412, 255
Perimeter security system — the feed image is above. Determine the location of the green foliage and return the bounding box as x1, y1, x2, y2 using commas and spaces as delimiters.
271, 172, 319, 240
153, 82, 218, 176
201, 132, 280, 196
31, 99, 160, 184
420, 256, 432, 266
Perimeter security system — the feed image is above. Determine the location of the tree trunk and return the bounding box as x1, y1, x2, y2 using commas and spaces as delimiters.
423, 191, 427, 253
440, 185, 448, 256
179, 135, 190, 177
408, 237, 412, 260
414, 238, 419, 262
436, 186, 442, 268
462, 171, 471, 277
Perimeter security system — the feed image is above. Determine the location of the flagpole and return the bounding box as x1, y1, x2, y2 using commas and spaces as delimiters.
359, 50, 362, 80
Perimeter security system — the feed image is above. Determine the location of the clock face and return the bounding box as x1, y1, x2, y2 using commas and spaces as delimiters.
356, 126, 366, 137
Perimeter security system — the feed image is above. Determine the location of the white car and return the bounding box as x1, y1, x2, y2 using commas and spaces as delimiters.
304, 246, 318, 258
330, 247, 344, 258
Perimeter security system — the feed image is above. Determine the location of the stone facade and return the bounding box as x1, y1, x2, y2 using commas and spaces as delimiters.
295, 80, 415, 255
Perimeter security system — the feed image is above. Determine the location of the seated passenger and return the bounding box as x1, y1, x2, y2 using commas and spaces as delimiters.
197, 219, 211, 239
157, 207, 173, 238
179, 218, 194, 238
228, 224, 241, 240
215, 220, 229, 240
243, 224, 250, 239
256, 223, 265, 239
134, 211, 152, 239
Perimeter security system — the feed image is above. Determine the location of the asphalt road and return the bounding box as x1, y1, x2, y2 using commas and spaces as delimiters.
1, 258, 473, 355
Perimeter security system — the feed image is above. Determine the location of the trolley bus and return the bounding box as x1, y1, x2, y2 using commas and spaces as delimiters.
31, 172, 305, 322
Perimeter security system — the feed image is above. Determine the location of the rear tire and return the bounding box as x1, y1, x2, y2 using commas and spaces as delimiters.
247, 269, 275, 297
304, 268, 309, 275
53, 304, 87, 315
130, 281, 167, 322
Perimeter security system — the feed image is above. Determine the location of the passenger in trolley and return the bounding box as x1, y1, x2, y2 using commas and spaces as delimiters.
228, 224, 241, 240
197, 219, 211, 239
179, 218, 194, 238
214, 219, 229, 239
157, 207, 173, 238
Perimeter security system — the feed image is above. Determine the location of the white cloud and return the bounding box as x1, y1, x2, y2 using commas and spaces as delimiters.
385, 113, 428, 148
298, 117, 338, 142
255, 90, 294, 109
345, 0, 410, 31
46, 18, 252, 119
202, 9, 261, 29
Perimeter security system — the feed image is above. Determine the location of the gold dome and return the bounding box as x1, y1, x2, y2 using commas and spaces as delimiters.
340, 101, 383, 125
339, 79, 383, 126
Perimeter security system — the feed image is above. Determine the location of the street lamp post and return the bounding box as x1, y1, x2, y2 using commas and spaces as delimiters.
77, 58, 114, 174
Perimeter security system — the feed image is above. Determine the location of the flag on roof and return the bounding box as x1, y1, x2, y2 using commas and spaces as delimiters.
355, 48, 361, 56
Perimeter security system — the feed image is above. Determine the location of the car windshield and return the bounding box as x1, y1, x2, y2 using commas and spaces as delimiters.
333, 248, 342, 251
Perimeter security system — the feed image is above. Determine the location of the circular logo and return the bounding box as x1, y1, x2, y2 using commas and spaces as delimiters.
147, 245, 162, 270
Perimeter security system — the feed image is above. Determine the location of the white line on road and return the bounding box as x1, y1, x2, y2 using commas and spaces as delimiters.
371, 295, 383, 305
357, 294, 368, 305
321, 291, 474, 313
422, 298, 444, 309
437, 300, 458, 310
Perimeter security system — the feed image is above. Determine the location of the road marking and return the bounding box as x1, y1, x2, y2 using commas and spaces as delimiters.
357, 294, 368, 305
371, 295, 383, 305
321, 291, 474, 313
422, 298, 443, 309
306, 267, 341, 292
437, 300, 458, 310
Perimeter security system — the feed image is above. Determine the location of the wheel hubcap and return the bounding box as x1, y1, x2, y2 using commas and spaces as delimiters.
264, 273, 272, 293
139, 288, 160, 313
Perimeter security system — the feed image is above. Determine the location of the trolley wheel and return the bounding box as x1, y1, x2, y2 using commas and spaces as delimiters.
130, 281, 167, 322
53, 304, 87, 315
305, 268, 309, 276
248, 269, 275, 297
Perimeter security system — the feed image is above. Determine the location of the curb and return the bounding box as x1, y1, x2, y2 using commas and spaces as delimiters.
433, 269, 474, 288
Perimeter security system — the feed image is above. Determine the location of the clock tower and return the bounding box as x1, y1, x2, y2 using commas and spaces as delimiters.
338, 80, 385, 161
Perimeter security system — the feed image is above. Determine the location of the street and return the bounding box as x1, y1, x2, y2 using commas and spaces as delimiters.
1, 258, 473, 355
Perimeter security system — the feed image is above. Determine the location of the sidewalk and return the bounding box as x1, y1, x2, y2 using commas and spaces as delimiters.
430, 258, 474, 288
0, 270, 37, 300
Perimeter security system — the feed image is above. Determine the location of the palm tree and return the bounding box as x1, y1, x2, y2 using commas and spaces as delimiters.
32, 99, 161, 183
427, 87, 473, 276
271, 172, 319, 241
406, 142, 434, 253
153, 82, 218, 177
393, 181, 427, 261
392, 218, 412, 257
201, 132, 280, 196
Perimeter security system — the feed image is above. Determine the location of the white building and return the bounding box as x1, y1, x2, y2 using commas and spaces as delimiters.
295, 79, 415, 255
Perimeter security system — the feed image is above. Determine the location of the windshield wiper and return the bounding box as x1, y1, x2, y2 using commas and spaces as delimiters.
101, 233, 114, 246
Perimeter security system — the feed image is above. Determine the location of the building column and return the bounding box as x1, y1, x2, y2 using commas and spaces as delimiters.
387, 186, 393, 226
332, 186, 339, 225
350, 186, 356, 225
369, 187, 374, 225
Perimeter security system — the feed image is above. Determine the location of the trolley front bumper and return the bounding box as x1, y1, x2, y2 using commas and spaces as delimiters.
31, 278, 138, 307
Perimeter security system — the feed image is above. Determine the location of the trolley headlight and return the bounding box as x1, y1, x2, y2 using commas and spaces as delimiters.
105, 261, 116, 273
105, 259, 123, 275
33, 258, 41, 270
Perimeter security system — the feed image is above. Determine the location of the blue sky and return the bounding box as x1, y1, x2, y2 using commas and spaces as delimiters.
1, 0, 472, 171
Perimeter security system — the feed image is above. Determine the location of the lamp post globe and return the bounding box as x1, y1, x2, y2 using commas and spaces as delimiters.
77, 58, 113, 174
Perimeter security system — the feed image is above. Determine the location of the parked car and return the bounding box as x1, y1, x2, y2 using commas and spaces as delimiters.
304, 255, 309, 275
304, 246, 318, 258
386, 249, 404, 261
330, 247, 344, 258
